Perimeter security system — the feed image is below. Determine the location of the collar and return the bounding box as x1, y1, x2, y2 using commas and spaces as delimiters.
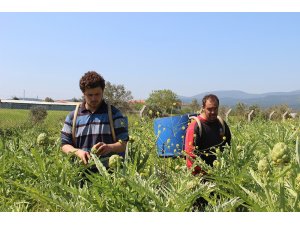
199, 115, 218, 124
80, 100, 108, 114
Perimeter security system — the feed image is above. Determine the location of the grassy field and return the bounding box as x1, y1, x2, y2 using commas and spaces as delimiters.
0, 108, 68, 129
0, 108, 30, 128
1, 108, 300, 212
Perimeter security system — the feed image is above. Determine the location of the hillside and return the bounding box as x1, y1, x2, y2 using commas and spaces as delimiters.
179, 90, 300, 109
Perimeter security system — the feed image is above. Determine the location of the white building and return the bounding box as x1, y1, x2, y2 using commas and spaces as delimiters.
0, 99, 79, 111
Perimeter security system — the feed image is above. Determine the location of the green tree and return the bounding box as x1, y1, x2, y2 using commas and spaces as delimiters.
130, 101, 145, 111
145, 89, 181, 115
104, 81, 133, 114
189, 99, 200, 113
233, 102, 248, 120
44, 97, 54, 102
29, 106, 48, 124
71, 97, 83, 102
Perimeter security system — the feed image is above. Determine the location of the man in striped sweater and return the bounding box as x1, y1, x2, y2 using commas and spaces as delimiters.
61, 71, 129, 167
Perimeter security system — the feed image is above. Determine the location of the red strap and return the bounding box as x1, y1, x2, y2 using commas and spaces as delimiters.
185, 120, 202, 175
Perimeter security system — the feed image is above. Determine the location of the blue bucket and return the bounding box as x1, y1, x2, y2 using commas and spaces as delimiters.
154, 114, 189, 157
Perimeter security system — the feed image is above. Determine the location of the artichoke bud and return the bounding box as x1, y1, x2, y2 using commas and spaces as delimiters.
295, 173, 300, 190
258, 157, 270, 174
270, 142, 290, 165
108, 155, 123, 169
37, 133, 48, 146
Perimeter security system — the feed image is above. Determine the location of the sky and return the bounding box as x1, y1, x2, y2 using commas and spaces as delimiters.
1, 4, 300, 101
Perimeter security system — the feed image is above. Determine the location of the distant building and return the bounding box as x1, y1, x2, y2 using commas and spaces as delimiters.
0, 99, 79, 111
290, 112, 298, 119
129, 100, 146, 104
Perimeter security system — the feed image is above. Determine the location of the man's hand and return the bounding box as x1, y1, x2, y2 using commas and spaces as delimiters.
75, 149, 91, 165
92, 142, 112, 156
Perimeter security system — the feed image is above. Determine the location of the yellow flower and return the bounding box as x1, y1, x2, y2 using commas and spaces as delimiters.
175, 165, 181, 170
213, 160, 220, 168
236, 145, 242, 152
129, 136, 135, 143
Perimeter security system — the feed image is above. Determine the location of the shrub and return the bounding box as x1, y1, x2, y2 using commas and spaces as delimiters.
29, 106, 48, 124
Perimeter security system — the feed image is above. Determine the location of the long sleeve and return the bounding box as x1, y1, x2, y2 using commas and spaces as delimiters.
185, 120, 202, 175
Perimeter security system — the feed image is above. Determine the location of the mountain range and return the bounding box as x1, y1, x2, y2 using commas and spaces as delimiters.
179, 90, 300, 110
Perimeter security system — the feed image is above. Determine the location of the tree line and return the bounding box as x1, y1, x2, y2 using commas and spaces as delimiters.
11, 83, 299, 121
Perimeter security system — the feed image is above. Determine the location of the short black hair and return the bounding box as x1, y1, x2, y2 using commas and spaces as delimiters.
202, 94, 219, 108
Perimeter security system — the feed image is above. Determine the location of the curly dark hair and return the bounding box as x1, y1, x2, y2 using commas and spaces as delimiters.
202, 94, 219, 108
79, 71, 105, 93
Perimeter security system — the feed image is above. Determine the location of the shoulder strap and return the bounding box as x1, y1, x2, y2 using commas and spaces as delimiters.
188, 115, 226, 138
72, 103, 81, 146
108, 103, 117, 143
217, 116, 226, 136
189, 116, 202, 138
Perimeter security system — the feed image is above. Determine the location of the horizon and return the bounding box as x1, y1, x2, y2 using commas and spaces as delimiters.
3, 88, 300, 101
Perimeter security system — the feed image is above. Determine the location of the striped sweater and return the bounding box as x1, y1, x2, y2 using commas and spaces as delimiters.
61, 101, 129, 157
